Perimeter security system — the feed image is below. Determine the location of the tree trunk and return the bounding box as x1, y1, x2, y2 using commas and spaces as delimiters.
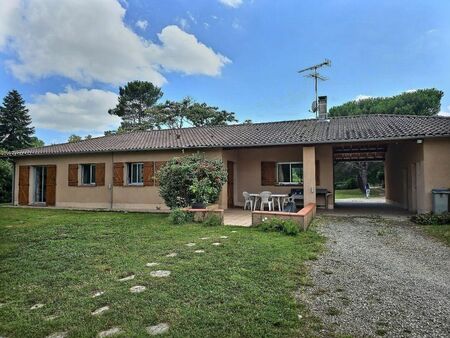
355, 161, 369, 193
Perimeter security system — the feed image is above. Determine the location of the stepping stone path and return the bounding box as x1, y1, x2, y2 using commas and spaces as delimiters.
212, 242, 221, 246
92, 291, 104, 298
194, 250, 205, 253
44, 315, 59, 321
146, 323, 170, 335
150, 270, 171, 278
166, 252, 177, 257
118, 274, 135, 282
97, 327, 121, 337
30, 303, 44, 310
185, 243, 196, 247
130, 285, 146, 293
46, 332, 67, 338
146, 262, 159, 267
200, 237, 210, 240
92, 306, 110, 316
220, 236, 228, 239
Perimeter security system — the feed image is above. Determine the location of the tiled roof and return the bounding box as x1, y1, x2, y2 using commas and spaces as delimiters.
5, 115, 450, 157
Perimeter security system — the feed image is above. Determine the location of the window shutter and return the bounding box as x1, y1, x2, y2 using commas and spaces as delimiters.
18, 165, 30, 205
143, 161, 155, 186
315, 160, 320, 186
154, 161, 167, 186
113, 162, 124, 186
96, 163, 105, 186
46, 165, 57, 206
261, 161, 276, 186
68, 164, 78, 186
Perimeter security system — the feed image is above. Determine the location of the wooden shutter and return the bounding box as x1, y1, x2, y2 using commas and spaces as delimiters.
143, 161, 155, 186
154, 161, 167, 186
46, 165, 57, 206
18, 165, 30, 205
68, 164, 78, 186
96, 163, 105, 186
261, 161, 276, 186
315, 160, 320, 186
113, 162, 124, 186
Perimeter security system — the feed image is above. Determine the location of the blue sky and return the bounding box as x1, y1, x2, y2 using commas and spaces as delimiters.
1, 0, 449, 145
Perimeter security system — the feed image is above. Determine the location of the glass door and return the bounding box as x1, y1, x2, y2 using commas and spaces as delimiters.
34, 166, 47, 203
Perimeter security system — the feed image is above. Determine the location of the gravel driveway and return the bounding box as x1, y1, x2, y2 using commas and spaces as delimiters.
297, 216, 450, 337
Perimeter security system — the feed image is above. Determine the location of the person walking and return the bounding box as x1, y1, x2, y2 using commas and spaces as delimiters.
365, 183, 370, 199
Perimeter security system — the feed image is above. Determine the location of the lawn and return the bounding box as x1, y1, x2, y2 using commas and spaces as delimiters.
0, 207, 324, 337
421, 224, 450, 246
335, 187, 384, 199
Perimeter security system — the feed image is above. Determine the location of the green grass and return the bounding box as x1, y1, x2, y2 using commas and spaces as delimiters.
335, 187, 384, 199
421, 224, 450, 246
0, 207, 325, 337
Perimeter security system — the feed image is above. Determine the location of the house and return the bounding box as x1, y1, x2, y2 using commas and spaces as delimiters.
5, 114, 450, 214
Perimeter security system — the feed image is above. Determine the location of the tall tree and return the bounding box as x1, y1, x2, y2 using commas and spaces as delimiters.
153, 97, 237, 129
0, 90, 35, 151
108, 81, 163, 132
68, 134, 82, 143
329, 88, 443, 117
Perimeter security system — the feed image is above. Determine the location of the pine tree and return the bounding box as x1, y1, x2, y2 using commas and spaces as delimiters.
0, 90, 35, 151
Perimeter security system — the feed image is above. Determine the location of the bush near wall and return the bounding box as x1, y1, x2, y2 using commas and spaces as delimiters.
157, 154, 227, 209
257, 217, 299, 236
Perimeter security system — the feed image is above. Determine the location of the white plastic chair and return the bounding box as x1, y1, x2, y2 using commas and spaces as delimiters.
243, 192, 253, 210
259, 191, 273, 211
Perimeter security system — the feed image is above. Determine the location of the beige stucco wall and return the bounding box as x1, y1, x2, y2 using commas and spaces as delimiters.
422, 138, 450, 212
384, 138, 450, 213
14, 149, 223, 211
224, 144, 334, 208
385, 141, 423, 212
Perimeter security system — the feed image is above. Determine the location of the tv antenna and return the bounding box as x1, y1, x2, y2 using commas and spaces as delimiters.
298, 59, 331, 117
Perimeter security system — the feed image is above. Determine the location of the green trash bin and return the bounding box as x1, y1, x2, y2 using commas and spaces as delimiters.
431, 189, 450, 215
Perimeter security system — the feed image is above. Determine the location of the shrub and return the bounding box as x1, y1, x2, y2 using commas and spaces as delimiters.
158, 154, 227, 209
168, 209, 193, 225
202, 213, 222, 227
258, 217, 299, 236
411, 212, 450, 225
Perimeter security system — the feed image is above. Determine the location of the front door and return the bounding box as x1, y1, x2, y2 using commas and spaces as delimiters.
227, 161, 234, 208
34, 166, 47, 203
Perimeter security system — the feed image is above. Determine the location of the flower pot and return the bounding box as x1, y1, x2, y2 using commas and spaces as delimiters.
191, 202, 206, 209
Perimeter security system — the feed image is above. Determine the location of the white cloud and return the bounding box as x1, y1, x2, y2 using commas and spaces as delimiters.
28, 87, 120, 132
354, 95, 372, 101
405, 89, 418, 93
438, 105, 450, 117
135, 20, 148, 30
0, 0, 20, 48
149, 26, 231, 76
0, 0, 230, 86
219, 0, 243, 8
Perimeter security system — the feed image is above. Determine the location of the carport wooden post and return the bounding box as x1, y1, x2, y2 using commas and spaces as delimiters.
303, 146, 316, 206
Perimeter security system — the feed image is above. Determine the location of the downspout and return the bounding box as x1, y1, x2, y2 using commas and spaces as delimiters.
110, 152, 114, 210
11, 159, 15, 205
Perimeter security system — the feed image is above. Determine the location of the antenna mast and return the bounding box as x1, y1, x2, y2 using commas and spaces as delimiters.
298, 59, 331, 118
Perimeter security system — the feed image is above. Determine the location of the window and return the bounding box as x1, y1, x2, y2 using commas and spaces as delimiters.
277, 162, 303, 184
81, 164, 96, 185
127, 162, 144, 185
